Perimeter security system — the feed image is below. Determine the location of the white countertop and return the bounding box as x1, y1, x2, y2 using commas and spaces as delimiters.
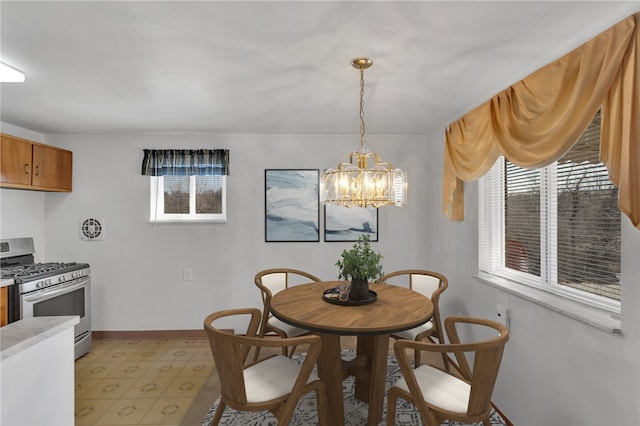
0, 277, 14, 288
1, 316, 79, 360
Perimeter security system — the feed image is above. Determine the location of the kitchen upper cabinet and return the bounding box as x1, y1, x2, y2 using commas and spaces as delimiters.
0, 133, 72, 192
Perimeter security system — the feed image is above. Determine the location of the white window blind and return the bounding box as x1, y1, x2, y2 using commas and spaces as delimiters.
479, 110, 621, 316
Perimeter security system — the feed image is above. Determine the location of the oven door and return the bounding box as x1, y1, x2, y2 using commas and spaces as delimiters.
20, 277, 91, 357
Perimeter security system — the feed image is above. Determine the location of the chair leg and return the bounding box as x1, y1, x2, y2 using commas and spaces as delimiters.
212, 401, 226, 425
386, 388, 398, 425
414, 347, 421, 367
482, 416, 492, 426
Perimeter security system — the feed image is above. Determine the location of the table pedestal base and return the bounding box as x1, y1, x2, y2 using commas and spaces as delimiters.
316, 333, 390, 426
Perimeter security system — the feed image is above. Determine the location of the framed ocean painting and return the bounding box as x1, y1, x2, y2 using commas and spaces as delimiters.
324, 205, 378, 242
265, 169, 319, 242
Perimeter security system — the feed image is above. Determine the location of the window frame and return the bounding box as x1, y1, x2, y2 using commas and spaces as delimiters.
478, 156, 622, 333
149, 175, 227, 223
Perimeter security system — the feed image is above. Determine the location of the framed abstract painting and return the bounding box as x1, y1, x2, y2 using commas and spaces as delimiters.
265, 169, 319, 242
324, 205, 378, 242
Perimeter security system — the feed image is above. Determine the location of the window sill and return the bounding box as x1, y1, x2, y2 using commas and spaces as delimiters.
475, 272, 622, 334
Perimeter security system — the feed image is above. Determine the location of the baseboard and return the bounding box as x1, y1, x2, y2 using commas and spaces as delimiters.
93, 329, 207, 340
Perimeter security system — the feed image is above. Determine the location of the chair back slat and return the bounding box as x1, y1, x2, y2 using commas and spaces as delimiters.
410, 274, 440, 299
261, 272, 287, 294
467, 344, 507, 415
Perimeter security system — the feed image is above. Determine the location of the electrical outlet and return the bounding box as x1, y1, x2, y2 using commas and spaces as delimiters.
183, 268, 193, 281
497, 304, 509, 329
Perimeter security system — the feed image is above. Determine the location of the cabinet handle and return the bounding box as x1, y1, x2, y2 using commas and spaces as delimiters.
24, 164, 29, 174
35, 165, 40, 176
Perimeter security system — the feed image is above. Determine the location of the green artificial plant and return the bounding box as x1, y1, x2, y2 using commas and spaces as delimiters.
336, 235, 384, 281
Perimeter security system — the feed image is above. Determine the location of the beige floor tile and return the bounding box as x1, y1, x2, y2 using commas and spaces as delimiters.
107, 361, 155, 379
141, 339, 176, 349
76, 362, 125, 380
148, 360, 188, 379
75, 398, 118, 426
160, 376, 208, 398
122, 377, 174, 399
93, 347, 140, 362
178, 359, 213, 377
82, 378, 138, 400
190, 346, 213, 361
159, 347, 198, 362
170, 339, 207, 349
75, 378, 102, 399
76, 350, 103, 364
126, 348, 166, 362
138, 397, 194, 425
93, 398, 156, 426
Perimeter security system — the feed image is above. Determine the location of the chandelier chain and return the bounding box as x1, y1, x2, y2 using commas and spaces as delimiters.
359, 68, 366, 150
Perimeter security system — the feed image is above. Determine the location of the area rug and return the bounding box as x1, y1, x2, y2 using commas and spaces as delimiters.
201, 350, 507, 426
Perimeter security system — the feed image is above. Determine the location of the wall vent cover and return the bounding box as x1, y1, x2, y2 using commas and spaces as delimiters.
80, 217, 105, 241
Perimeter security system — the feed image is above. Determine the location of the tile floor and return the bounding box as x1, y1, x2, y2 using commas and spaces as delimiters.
74, 338, 213, 426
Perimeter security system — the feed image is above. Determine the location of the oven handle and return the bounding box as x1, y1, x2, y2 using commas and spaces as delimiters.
23, 278, 89, 303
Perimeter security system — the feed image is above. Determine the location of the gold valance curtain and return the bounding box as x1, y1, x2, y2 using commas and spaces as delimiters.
443, 13, 639, 229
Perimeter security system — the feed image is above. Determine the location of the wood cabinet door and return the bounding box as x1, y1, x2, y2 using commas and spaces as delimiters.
0, 134, 32, 186
0, 287, 8, 327
32, 144, 73, 191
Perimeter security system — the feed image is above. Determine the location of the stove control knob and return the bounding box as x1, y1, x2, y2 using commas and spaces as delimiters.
37, 279, 52, 289
59, 275, 65, 283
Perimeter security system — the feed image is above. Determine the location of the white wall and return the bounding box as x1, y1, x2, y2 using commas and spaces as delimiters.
40, 132, 429, 332
3, 123, 639, 425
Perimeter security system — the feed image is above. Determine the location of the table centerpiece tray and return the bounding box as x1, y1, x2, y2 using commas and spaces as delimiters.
322, 288, 377, 306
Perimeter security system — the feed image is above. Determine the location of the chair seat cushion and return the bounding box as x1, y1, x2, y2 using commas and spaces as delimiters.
244, 354, 320, 402
392, 364, 470, 414
392, 320, 434, 340
268, 317, 309, 337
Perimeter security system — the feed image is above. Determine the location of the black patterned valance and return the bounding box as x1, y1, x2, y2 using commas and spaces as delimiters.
141, 149, 229, 176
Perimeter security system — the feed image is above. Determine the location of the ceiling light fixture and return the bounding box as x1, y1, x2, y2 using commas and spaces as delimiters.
320, 57, 407, 208
0, 62, 25, 83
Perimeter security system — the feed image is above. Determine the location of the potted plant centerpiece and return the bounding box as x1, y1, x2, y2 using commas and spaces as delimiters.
336, 235, 384, 301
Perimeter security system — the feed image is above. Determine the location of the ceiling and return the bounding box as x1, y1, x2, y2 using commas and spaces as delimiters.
1, 1, 638, 136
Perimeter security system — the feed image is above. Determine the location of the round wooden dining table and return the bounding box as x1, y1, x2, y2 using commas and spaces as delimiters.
270, 281, 433, 426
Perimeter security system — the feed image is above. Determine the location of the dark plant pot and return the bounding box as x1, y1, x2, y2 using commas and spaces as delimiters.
350, 278, 370, 301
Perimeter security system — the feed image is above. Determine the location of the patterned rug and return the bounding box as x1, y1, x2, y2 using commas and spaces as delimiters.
202, 350, 507, 426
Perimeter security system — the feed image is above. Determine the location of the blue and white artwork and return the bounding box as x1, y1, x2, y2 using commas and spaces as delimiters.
324, 205, 378, 242
265, 169, 319, 242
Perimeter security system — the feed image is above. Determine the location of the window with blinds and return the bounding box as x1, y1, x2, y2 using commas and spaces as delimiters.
150, 175, 226, 222
480, 110, 621, 313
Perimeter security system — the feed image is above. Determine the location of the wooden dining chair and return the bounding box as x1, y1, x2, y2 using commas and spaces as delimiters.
203, 308, 328, 426
254, 268, 321, 360
376, 269, 448, 367
387, 316, 509, 426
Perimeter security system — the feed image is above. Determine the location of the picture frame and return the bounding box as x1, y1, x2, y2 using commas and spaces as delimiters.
324, 205, 378, 242
265, 169, 319, 242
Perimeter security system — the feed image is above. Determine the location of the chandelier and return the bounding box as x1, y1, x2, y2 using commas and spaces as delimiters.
320, 57, 407, 208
